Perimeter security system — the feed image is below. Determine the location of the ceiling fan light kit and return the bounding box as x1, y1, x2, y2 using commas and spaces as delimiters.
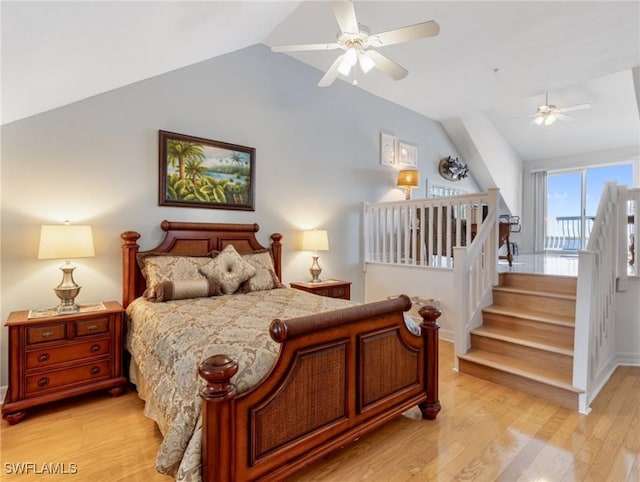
271, 0, 440, 87
526, 92, 591, 127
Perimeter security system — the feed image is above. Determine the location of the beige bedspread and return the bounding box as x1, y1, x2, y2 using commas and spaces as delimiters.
126, 287, 352, 481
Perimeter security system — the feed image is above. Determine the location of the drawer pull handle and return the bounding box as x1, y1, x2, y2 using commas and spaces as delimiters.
91, 366, 101, 375
87, 324, 98, 331
38, 377, 49, 387
91, 344, 101, 352
41, 331, 53, 338
38, 353, 50, 362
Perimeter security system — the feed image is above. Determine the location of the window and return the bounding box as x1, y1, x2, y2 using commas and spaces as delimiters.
545, 163, 634, 251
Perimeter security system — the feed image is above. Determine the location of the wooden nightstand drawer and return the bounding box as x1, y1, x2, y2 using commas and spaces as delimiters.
26, 323, 66, 344
329, 286, 347, 298
290, 280, 351, 300
26, 339, 110, 369
75, 317, 109, 336
26, 360, 111, 396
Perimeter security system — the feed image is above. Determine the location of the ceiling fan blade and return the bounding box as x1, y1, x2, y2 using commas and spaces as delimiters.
510, 114, 538, 120
318, 55, 344, 87
556, 113, 575, 122
271, 43, 340, 53
331, 1, 359, 35
558, 103, 592, 113
365, 50, 408, 80
370, 21, 440, 47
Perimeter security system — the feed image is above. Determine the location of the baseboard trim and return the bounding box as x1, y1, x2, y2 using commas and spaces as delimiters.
439, 328, 454, 342
615, 353, 640, 366
0, 385, 7, 403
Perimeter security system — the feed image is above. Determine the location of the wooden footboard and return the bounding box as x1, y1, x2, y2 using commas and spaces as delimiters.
199, 295, 441, 482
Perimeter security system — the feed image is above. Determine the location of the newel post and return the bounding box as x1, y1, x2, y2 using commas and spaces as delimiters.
418, 305, 441, 420
199, 355, 239, 482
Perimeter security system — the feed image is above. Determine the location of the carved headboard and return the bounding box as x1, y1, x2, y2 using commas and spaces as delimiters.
121, 220, 282, 308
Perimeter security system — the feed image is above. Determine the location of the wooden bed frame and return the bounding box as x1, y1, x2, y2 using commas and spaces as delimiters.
121, 220, 441, 482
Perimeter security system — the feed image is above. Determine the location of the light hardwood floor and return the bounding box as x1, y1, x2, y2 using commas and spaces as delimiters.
2, 341, 638, 481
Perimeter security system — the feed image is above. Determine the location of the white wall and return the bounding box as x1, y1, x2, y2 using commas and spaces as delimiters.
0, 45, 462, 386
442, 113, 523, 217
616, 277, 640, 365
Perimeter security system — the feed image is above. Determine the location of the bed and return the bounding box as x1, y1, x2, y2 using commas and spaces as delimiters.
122, 220, 441, 482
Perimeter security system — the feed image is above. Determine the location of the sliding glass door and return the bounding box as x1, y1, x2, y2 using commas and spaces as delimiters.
546, 164, 633, 251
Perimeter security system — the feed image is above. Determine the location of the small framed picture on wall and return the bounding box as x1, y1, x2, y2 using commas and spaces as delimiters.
380, 131, 397, 167
398, 142, 418, 167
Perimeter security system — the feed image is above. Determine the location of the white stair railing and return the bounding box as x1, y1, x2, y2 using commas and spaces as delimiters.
453, 189, 499, 362
574, 182, 631, 414
363, 191, 493, 269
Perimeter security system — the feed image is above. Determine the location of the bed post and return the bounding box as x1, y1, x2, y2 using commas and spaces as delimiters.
121, 231, 141, 308
199, 355, 239, 482
270, 233, 282, 282
418, 305, 441, 420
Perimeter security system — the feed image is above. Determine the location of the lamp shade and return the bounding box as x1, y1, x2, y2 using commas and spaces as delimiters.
301, 230, 329, 252
38, 224, 95, 260
397, 169, 420, 188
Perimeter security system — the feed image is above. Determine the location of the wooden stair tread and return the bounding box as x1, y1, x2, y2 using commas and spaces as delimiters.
493, 286, 576, 301
471, 326, 574, 354
498, 272, 577, 296
482, 305, 575, 327
459, 349, 581, 392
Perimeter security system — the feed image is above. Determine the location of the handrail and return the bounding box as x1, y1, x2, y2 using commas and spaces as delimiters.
453, 189, 499, 361
546, 216, 596, 251
364, 192, 492, 269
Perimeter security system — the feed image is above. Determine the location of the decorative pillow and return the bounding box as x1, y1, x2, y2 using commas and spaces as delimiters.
240, 250, 284, 292
143, 255, 213, 300
137, 251, 213, 279
154, 278, 222, 302
199, 245, 257, 294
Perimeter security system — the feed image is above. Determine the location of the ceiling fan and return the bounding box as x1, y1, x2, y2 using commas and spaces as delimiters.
270, 0, 440, 87
524, 92, 592, 126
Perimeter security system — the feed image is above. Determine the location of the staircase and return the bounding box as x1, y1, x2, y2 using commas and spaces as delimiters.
458, 272, 583, 410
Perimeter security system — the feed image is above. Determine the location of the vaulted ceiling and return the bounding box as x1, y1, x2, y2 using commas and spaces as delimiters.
2, 1, 639, 163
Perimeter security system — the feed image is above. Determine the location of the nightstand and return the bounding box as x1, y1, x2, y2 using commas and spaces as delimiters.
2, 301, 127, 425
290, 279, 351, 300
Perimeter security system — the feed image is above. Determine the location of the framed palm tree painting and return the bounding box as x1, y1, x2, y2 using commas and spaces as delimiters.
159, 130, 255, 211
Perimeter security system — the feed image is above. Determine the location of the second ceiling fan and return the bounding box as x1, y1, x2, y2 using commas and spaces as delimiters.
527, 92, 592, 126
271, 0, 440, 87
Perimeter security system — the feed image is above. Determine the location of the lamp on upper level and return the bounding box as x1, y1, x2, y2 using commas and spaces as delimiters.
38, 222, 95, 314
300, 229, 329, 283
397, 169, 420, 200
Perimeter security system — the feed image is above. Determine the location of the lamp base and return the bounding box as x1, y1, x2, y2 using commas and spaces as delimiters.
309, 255, 323, 283
54, 263, 82, 314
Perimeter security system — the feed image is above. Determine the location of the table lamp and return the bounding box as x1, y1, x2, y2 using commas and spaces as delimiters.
397, 169, 420, 200
301, 230, 329, 283
38, 223, 95, 313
